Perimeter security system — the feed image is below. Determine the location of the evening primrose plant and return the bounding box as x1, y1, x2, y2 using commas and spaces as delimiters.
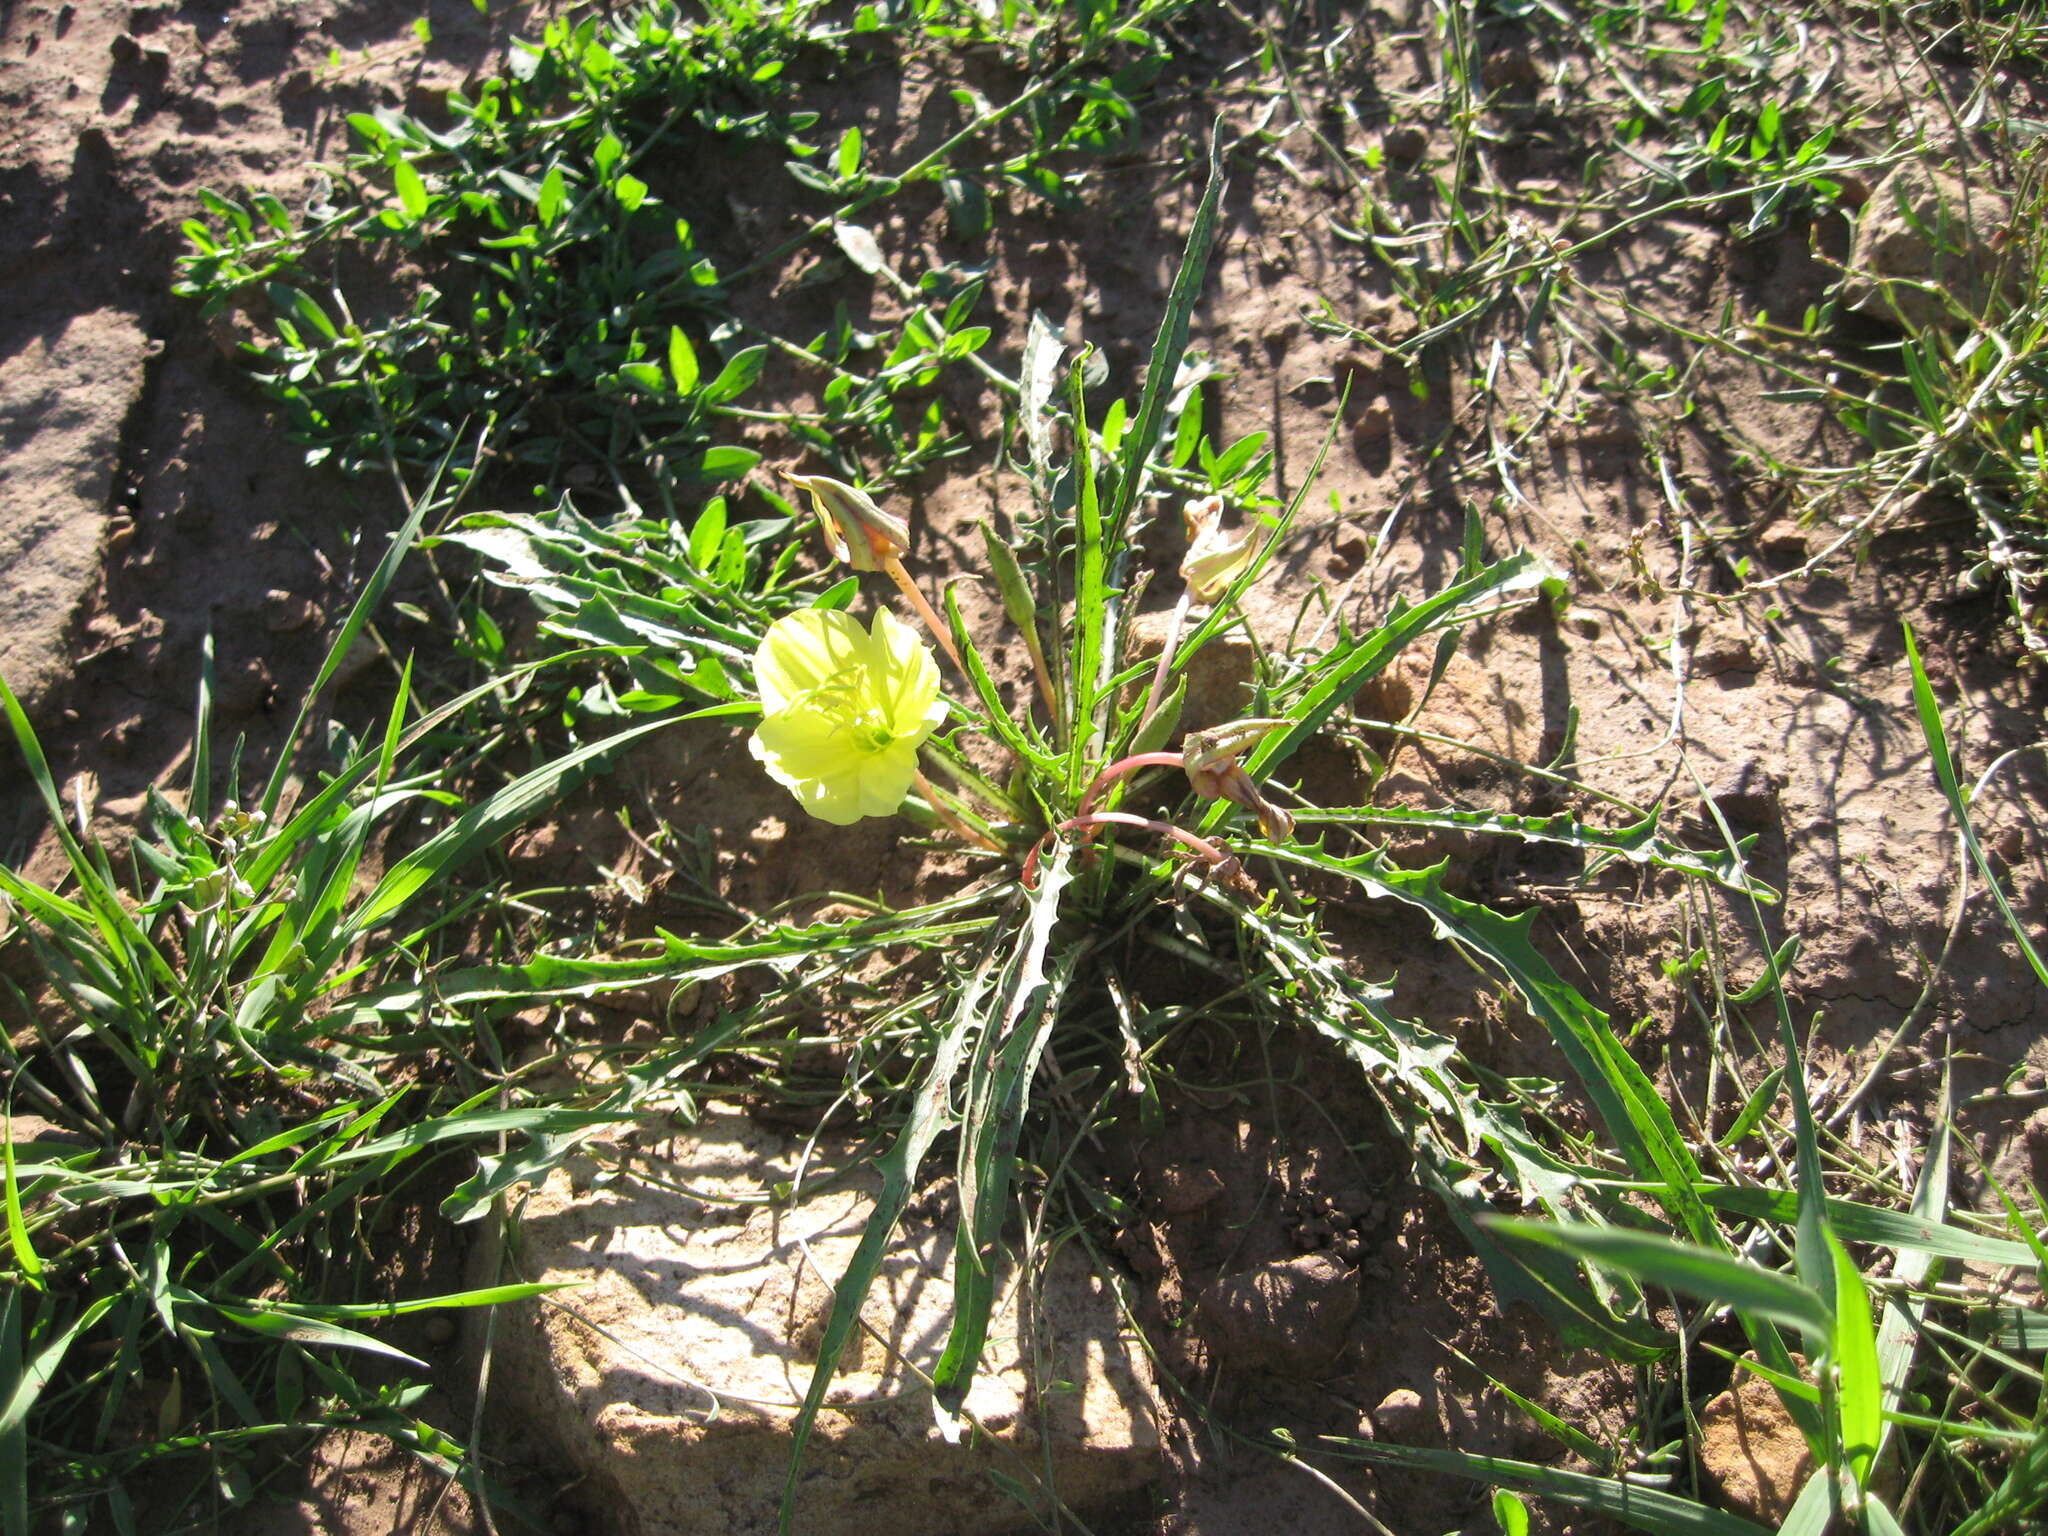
432, 140, 1811, 1533
442, 141, 1795, 1531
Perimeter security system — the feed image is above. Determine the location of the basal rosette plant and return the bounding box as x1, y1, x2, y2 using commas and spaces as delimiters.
450, 139, 1794, 1534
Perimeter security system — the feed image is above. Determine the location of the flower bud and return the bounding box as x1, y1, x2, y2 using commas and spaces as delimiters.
789, 473, 911, 574
977, 521, 1038, 631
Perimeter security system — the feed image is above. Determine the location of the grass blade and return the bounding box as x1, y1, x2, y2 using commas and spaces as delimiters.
1313, 1438, 1772, 1536
1903, 622, 2048, 988
1485, 1220, 1834, 1340
1829, 1230, 1881, 1489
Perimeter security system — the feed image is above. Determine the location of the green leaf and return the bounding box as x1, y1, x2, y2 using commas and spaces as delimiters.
932, 853, 1080, 1430
1829, 1231, 1881, 1489
348, 715, 679, 934
1904, 623, 2048, 988
1296, 803, 1765, 895
698, 446, 761, 479
537, 164, 568, 226
1105, 125, 1227, 548
2, 1128, 41, 1289
667, 325, 700, 395
1315, 1439, 1772, 1536
1234, 553, 1547, 788
2, 1292, 118, 1536
391, 159, 429, 222
700, 344, 767, 408
1487, 1220, 1834, 1339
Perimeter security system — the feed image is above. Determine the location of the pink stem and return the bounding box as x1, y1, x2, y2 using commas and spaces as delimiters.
1021, 810, 1239, 890
1078, 752, 1185, 819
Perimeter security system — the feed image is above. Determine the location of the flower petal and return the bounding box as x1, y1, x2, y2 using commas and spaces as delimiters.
755, 609, 867, 713
865, 608, 942, 740
854, 742, 922, 818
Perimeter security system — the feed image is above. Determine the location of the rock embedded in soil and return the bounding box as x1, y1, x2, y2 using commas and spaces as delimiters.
1696, 1367, 1814, 1523
1703, 758, 1782, 833
1126, 609, 1255, 733
1197, 1252, 1359, 1377
485, 1105, 1159, 1536
0, 308, 151, 715
1843, 162, 2014, 332
1368, 1387, 1435, 1444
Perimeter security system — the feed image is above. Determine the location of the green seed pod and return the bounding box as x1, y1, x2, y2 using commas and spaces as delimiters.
977, 520, 1038, 632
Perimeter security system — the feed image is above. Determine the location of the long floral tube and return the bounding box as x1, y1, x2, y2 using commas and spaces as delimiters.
1019, 810, 1245, 891
1077, 752, 1186, 819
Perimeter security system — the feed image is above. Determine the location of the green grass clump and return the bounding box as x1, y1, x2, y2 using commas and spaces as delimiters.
0, 474, 743, 1531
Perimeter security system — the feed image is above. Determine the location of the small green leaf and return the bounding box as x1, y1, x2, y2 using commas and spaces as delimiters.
537, 164, 568, 226
698, 446, 762, 479
391, 159, 429, 222
667, 326, 700, 395
700, 344, 767, 407
836, 126, 863, 182
614, 173, 649, 212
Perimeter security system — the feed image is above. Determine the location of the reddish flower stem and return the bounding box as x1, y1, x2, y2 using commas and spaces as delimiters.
1078, 752, 1185, 819
1021, 810, 1240, 890
881, 556, 965, 676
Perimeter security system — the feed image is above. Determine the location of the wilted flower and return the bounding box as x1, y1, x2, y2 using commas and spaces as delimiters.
1182, 719, 1296, 841
789, 473, 911, 574
749, 607, 945, 826
1180, 494, 1264, 603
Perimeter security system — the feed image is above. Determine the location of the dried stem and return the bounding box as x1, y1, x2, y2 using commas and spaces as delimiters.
1132, 590, 1193, 740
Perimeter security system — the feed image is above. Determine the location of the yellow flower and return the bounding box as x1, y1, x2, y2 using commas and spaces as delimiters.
749, 608, 945, 825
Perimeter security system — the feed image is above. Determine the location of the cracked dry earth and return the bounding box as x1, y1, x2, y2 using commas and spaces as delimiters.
3, 2, 2047, 1534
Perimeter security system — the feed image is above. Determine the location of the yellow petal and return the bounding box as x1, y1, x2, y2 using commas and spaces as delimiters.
853, 742, 922, 818
864, 608, 943, 739
755, 609, 867, 714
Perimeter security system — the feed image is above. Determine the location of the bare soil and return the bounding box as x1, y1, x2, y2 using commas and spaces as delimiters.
4, 3, 2044, 1534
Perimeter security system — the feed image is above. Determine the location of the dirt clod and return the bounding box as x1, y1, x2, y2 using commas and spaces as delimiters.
1698, 1368, 1814, 1524
1369, 1387, 1434, 1444
1198, 1252, 1359, 1377
1705, 758, 1782, 832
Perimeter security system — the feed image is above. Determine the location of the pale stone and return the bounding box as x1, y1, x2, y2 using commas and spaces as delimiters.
1697, 1365, 1815, 1523
485, 1104, 1160, 1535
0, 308, 150, 713
1844, 162, 2014, 332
